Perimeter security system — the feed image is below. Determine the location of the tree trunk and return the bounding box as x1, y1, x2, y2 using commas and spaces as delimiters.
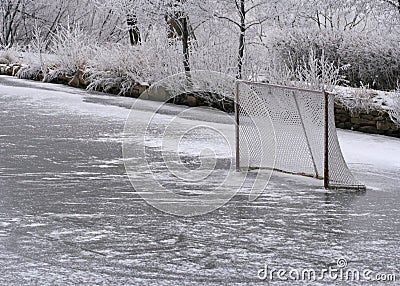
165, 6, 192, 80
398, 0, 400, 15
181, 17, 191, 74
237, 0, 246, 80
127, 15, 141, 45
1, 0, 22, 47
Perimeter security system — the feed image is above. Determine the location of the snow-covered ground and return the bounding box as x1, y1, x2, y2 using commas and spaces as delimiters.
0, 76, 399, 285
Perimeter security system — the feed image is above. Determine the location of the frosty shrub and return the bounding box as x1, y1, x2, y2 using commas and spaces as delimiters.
88, 43, 158, 95
262, 29, 346, 90
16, 65, 44, 81
244, 43, 294, 85
266, 28, 400, 90
265, 28, 343, 74
295, 49, 347, 91
259, 55, 294, 86
0, 46, 20, 64
335, 85, 379, 114
339, 32, 400, 91
18, 23, 60, 82
29, 22, 50, 72
388, 87, 400, 127
50, 24, 93, 73
143, 31, 183, 81
189, 25, 237, 77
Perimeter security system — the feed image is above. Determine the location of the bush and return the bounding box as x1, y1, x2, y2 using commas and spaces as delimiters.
335, 85, 380, 114
0, 46, 20, 64
16, 65, 44, 81
388, 87, 400, 127
50, 24, 93, 73
294, 49, 347, 90
339, 33, 400, 90
265, 28, 400, 90
87, 43, 159, 95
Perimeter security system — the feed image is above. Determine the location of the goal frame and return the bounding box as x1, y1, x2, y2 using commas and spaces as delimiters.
235, 80, 366, 190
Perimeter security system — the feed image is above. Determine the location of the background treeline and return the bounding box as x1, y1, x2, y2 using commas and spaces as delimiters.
1, 0, 400, 91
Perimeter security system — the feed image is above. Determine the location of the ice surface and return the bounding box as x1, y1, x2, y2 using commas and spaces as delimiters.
0, 76, 399, 285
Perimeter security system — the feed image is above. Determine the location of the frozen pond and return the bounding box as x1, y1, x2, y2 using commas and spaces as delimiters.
0, 76, 399, 285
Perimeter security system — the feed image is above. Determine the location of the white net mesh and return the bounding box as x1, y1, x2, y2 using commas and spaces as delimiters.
325, 95, 365, 189
236, 81, 365, 190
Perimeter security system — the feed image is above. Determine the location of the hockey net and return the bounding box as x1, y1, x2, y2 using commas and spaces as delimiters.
235, 81, 366, 190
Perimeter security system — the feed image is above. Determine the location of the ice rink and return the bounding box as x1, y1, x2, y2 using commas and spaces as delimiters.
0, 76, 399, 285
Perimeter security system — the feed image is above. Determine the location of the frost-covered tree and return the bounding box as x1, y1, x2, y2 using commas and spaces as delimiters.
0, 0, 23, 47
93, 0, 145, 45
383, 0, 400, 15
198, 0, 273, 79
95, 0, 196, 70
164, 0, 197, 74
286, 0, 374, 31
